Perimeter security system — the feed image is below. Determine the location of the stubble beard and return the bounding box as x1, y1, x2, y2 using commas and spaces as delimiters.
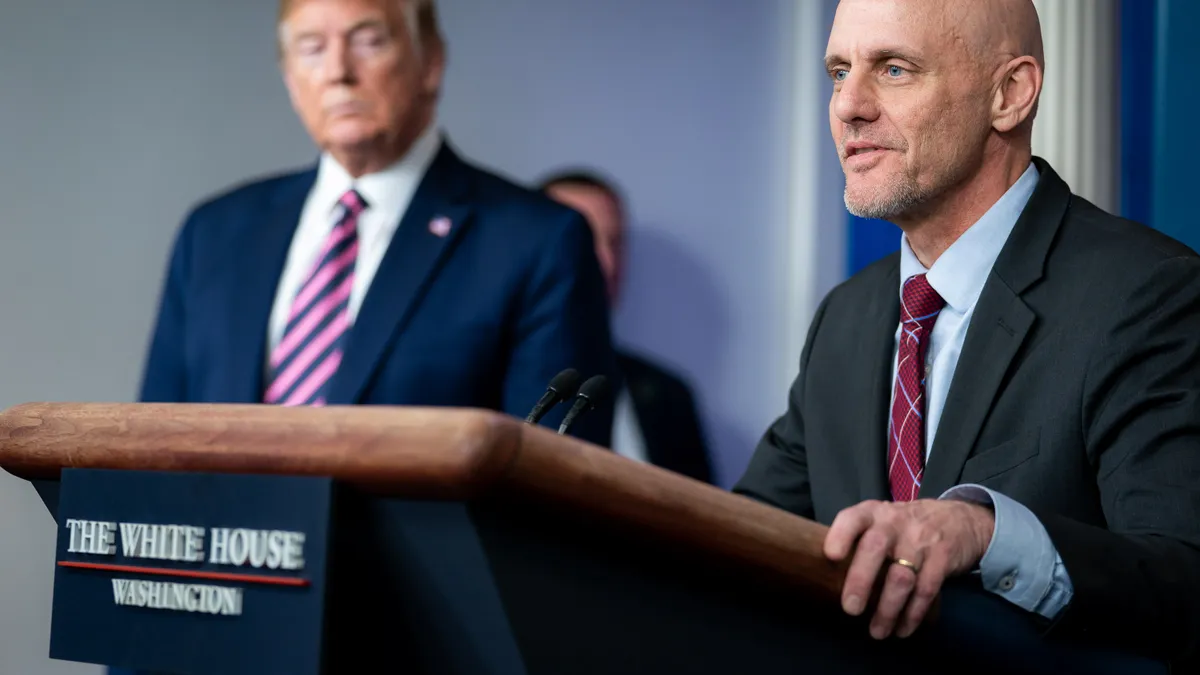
841, 110, 982, 222
842, 166, 929, 221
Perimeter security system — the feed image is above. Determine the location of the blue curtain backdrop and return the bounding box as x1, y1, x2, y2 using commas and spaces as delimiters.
1148, 0, 1198, 250
1120, 0, 1154, 226
848, 215, 897, 276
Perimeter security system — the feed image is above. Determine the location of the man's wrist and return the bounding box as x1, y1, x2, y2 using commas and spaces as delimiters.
938, 485, 1070, 619
939, 485, 997, 567
970, 501, 996, 559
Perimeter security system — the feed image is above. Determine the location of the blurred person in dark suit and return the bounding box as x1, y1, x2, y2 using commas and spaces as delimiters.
137, 0, 617, 445
542, 170, 714, 484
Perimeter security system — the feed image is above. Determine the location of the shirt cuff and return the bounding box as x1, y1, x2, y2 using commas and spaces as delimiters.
940, 484, 1073, 620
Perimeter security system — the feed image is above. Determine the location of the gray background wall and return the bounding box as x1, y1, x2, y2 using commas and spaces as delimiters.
0, 1, 811, 672
435, 0, 800, 484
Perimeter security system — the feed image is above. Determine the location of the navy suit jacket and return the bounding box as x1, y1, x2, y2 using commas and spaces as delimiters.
139, 141, 618, 446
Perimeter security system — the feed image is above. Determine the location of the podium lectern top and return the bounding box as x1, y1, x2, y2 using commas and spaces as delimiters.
0, 402, 846, 603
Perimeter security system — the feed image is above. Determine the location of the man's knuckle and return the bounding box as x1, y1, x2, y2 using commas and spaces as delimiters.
917, 578, 942, 599
920, 538, 941, 557
845, 571, 874, 592
888, 564, 916, 589
905, 521, 931, 543
834, 504, 867, 526
861, 528, 890, 552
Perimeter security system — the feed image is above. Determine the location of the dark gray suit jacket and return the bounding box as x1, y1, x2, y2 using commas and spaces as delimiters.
618, 349, 713, 484
734, 159, 1200, 665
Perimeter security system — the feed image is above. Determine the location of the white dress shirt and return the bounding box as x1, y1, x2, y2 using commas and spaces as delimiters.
891, 162, 1073, 620
611, 385, 650, 464
892, 163, 1041, 455
266, 124, 442, 355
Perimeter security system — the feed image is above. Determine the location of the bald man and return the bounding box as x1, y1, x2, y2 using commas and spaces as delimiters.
734, 0, 1200, 666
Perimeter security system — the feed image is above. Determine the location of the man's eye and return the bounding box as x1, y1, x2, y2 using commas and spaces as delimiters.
353, 33, 388, 50
887, 65, 905, 77
292, 38, 323, 57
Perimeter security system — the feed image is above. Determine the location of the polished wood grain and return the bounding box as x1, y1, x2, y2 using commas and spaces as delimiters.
509, 418, 848, 601
0, 402, 520, 498
0, 402, 847, 602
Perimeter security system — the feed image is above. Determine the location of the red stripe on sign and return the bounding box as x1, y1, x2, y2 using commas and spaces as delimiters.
57, 561, 310, 587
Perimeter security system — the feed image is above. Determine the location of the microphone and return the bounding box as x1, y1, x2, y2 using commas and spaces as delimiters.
557, 375, 611, 435
525, 368, 583, 424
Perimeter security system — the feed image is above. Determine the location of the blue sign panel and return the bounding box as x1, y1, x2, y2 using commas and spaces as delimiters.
49, 469, 332, 675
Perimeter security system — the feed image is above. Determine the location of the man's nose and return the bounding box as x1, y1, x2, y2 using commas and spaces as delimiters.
322, 41, 354, 84
832, 70, 880, 125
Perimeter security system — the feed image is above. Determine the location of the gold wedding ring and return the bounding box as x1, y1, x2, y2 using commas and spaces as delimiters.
893, 558, 919, 573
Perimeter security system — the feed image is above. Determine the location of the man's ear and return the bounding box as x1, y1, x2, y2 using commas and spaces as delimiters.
992, 56, 1041, 133
420, 37, 447, 99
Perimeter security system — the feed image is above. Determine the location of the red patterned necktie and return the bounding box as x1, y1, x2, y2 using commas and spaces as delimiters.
264, 189, 366, 407
888, 273, 945, 501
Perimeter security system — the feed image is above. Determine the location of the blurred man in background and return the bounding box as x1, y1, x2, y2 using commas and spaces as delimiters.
542, 170, 713, 483
137, 0, 617, 445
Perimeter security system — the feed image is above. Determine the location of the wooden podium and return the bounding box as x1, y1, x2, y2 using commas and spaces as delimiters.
0, 402, 1166, 675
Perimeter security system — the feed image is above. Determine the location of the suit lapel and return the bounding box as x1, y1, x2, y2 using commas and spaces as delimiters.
919, 283, 1034, 497
224, 170, 316, 402
918, 157, 1071, 496
326, 145, 473, 404
621, 358, 667, 463
858, 259, 901, 502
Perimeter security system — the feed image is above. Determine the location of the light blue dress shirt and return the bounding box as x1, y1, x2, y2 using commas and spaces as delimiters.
892, 161, 1073, 620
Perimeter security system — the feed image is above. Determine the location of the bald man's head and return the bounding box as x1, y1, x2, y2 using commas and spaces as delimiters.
826, 0, 1044, 223
950, 0, 1044, 72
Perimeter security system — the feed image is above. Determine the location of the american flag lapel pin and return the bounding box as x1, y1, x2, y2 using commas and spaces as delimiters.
428, 216, 452, 238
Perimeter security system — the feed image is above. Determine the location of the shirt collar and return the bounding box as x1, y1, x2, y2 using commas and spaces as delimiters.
311, 122, 443, 226
899, 161, 1040, 313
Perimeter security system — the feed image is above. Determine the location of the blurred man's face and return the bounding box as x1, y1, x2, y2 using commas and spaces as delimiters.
280, 0, 443, 168
547, 184, 624, 307
826, 0, 992, 220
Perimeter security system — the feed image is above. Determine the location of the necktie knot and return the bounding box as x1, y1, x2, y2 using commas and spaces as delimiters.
339, 189, 368, 218
901, 274, 945, 327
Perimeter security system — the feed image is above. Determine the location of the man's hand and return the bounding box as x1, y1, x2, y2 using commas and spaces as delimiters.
824, 499, 995, 640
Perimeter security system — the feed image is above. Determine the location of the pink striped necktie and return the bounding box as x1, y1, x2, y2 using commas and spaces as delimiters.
264, 189, 366, 407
